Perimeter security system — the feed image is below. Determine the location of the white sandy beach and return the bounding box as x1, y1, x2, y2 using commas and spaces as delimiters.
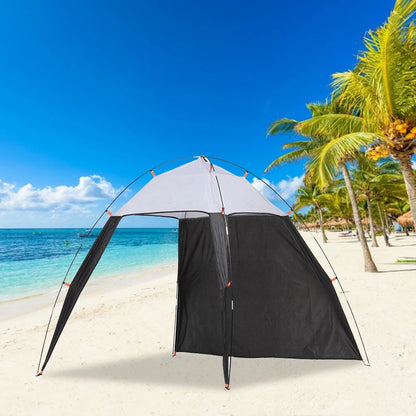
1, 230, 415, 415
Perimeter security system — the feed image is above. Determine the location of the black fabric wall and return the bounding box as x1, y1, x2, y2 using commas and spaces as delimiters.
175, 215, 361, 360
176, 216, 224, 355
39, 215, 122, 373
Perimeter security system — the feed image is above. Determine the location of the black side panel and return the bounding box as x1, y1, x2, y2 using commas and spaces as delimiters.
176, 215, 361, 360
40, 215, 122, 372
229, 215, 361, 359
175, 218, 223, 355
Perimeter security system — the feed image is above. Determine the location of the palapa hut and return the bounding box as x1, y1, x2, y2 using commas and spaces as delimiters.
324, 219, 350, 229
396, 211, 414, 229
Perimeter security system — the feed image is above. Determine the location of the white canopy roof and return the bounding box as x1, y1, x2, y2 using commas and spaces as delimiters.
114, 157, 286, 219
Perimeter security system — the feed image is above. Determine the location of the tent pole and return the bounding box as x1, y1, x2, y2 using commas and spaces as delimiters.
222, 281, 233, 390
172, 279, 179, 357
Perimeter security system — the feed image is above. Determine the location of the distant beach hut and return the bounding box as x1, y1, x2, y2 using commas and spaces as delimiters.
396, 211, 414, 228
361, 217, 370, 226
323, 220, 336, 227
324, 219, 350, 229
304, 222, 320, 229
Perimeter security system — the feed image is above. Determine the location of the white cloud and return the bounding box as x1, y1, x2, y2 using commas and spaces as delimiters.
252, 175, 304, 202
0, 175, 118, 211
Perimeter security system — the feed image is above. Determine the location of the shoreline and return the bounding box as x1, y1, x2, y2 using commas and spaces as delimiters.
0, 262, 177, 322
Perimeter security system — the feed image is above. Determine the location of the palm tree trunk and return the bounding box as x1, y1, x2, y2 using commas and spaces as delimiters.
366, 193, 379, 247
385, 213, 391, 234
376, 200, 391, 247
366, 224, 371, 239
317, 205, 328, 243
397, 154, 416, 229
340, 162, 378, 272
342, 215, 351, 230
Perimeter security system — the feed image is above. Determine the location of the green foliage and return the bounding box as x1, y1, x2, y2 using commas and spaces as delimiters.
396, 259, 416, 263
265, 0, 416, 227
333, 0, 416, 128
306, 133, 377, 187
266, 118, 299, 136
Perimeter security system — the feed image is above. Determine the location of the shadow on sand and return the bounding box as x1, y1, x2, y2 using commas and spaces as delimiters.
54, 352, 360, 388
377, 267, 416, 273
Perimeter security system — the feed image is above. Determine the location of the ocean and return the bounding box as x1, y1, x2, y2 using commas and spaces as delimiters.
0, 228, 178, 302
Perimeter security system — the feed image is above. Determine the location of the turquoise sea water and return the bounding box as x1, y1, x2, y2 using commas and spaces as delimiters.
0, 228, 178, 301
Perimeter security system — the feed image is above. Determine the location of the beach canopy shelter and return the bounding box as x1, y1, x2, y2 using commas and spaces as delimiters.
38, 156, 362, 388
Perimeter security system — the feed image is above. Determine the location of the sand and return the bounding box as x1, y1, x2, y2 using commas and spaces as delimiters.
1, 231, 415, 415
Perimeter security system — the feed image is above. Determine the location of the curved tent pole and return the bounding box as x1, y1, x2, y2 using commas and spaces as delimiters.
36, 156, 198, 376
206, 156, 370, 367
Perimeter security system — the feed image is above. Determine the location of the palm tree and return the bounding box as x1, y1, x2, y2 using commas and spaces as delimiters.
386, 197, 411, 234
353, 172, 379, 247
374, 188, 408, 243
293, 183, 329, 243
266, 102, 378, 272
311, 181, 353, 230
351, 156, 400, 247
327, 184, 353, 230
304, 207, 319, 224
332, 0, 416, 226
361, 158, 404, 246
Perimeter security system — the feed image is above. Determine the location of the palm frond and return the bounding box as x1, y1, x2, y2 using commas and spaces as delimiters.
307, 133, 378, 187
370, 173, 404, 184
267, 118, 298, 136
306, 102, 331, 117
281, 140, 315, 149
334, 0, 416, 126
264, 148, 310, 172
295, 113, 367, 139
332, 70, 386, 128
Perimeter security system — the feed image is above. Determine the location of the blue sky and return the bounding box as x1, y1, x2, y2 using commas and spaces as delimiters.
0, 0, 396, 227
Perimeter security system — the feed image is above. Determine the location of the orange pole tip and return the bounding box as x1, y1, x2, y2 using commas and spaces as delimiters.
243, 171, 248, 178
64, 282, 70, 287
106, 210, 112, 216
151, 170, 156, 177
331, 277, 337, 282
225, 383, 229, 389
174, 351, 176, 356
227, 282, 231, 287
287, 210, 292, 215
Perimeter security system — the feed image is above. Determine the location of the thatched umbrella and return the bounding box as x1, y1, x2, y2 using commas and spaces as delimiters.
304, 222, 320, 229
396, 211, 414, 227
324, 219, 350, 228
361, 217, 370, 226
338, 218, 351, 227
